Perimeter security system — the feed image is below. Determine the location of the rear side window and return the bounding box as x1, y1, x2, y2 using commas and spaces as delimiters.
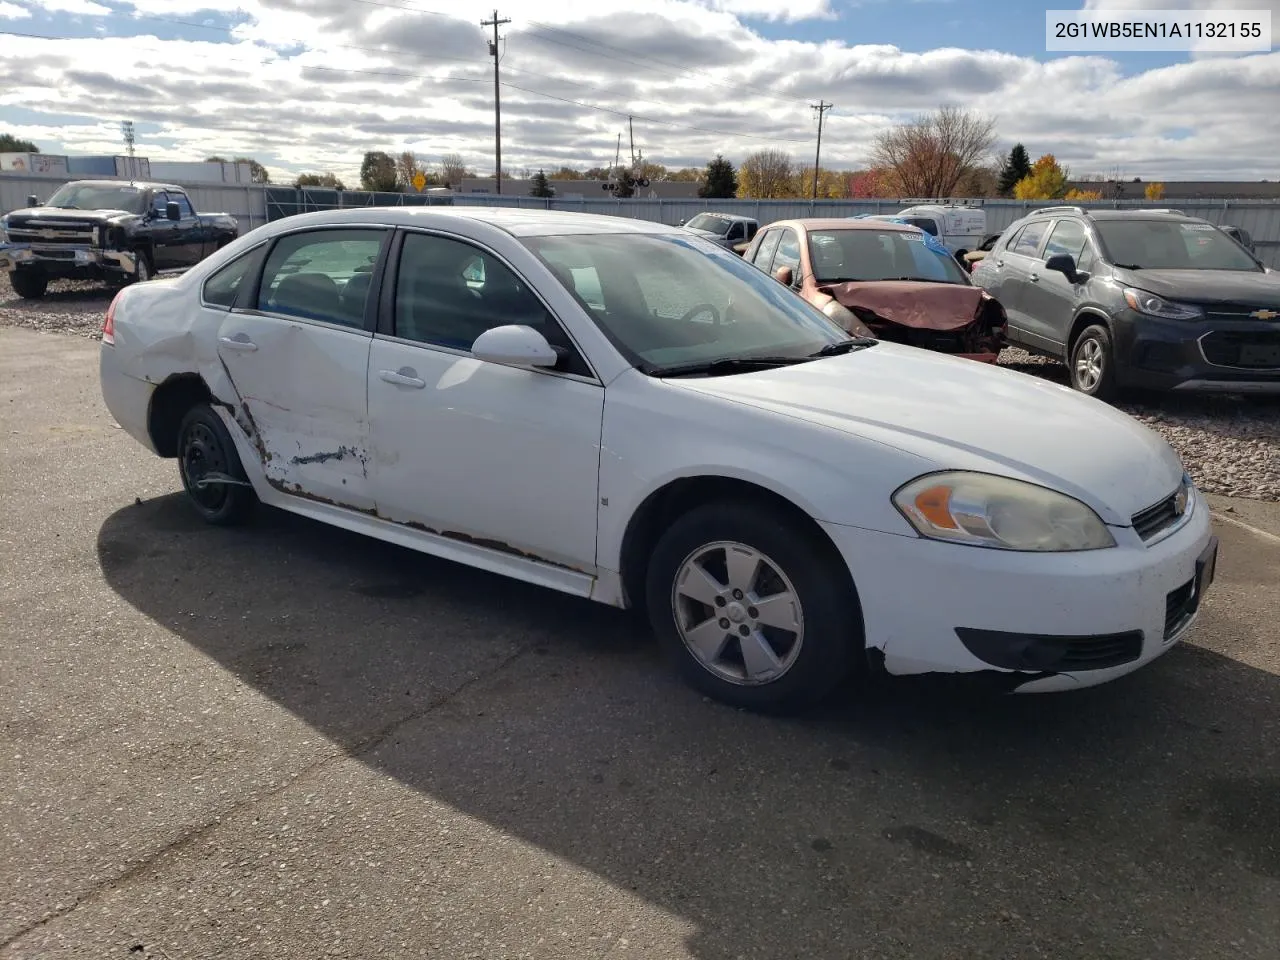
202, 250, 256, 309
1011, 221, 1050, 256
258, 229, 385, 328
752, 229, 782, 269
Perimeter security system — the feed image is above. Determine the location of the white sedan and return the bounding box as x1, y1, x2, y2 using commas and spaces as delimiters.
99, 207, 1218, 713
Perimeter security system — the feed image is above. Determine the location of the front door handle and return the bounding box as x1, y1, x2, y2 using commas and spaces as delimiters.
1028, 273, 1040, 282
219, 335, 257, 351
379, 367, 426, 389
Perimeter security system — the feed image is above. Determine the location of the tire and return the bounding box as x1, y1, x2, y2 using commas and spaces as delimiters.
130, 252, 153, 285
644, 501, 861, 714
1069, 323, 1119, 401
175, 403, 257, 526
9, 270, 47, 300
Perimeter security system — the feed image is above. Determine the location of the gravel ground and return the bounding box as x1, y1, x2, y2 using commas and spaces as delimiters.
3, 276, 1277, 501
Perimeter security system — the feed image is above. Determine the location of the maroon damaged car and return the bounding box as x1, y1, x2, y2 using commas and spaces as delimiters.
740, 218, 1008, 362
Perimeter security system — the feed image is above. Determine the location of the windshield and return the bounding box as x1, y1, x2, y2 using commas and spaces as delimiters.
808, 229, 970, 284
43, 183, 146, 213
1096, 219, 1261, 271
521, 232, 853, 372
685, 214, 732, 236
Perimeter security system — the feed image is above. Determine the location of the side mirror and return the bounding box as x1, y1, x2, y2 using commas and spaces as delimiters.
26, 194, 40, 207
1044, 253, 1080, 282
165, 201, 181, 221
471, 324, 559, 368
774, 265, 794, 287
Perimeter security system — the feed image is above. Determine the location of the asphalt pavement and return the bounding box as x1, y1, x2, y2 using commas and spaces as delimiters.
2, 326, 1277, 960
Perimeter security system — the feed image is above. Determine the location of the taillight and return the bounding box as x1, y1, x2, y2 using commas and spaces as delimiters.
102, 289, 122, 345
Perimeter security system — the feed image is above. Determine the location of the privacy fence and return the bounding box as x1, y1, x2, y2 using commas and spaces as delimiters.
4, 174, 1278, 267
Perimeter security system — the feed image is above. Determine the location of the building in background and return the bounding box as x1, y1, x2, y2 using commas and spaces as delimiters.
458, 177, 702, 200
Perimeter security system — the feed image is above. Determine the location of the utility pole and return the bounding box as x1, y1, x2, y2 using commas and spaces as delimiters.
628, 116, 635, 168
480, 9, 511, 194
811, 100, 832, 201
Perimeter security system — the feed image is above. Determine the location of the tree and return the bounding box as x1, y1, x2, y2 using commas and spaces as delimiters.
396, 150, 422, 190
848, 169, 889, 198
529, 169, 554, 198
737, 149, 796, 198
698, 154, 737, 198
610, 168, 637, 199
792, 166, 849, 199
1012, 153, 1070, 200
1145, 181, 1166, 200
548, 166, 584, 180
295, 172, 346, 191
956, 163, 1000, 197
668, 167, 704, 183
636, 160, 667, 182
0, 133, 39, 153
439, 152, 470, 189
870, 106, 997, 198
360, 150, 398, 192
997, 143, 1031, 196
1063, 188, 1103, 201
207, 156, 270, 183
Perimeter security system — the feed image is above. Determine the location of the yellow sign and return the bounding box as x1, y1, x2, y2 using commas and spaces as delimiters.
412, 171, 426, 192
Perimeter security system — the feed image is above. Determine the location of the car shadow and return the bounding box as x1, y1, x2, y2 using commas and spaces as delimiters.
0, 279, 115, 309
96, 494, 1280, 957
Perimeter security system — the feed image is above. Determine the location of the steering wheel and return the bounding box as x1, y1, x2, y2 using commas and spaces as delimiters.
680, 302, 721, 325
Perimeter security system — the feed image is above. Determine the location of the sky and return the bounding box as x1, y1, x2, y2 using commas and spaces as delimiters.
0, 0, 1277, 185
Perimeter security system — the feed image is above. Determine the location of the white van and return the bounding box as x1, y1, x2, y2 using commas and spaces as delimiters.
892, 204, 988, 258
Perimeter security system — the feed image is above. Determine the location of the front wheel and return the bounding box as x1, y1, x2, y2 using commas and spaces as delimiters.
1069, 323, 1119, 401
9, 269, 47, 299
176, 403, 257, 525
645, 502, 861, 714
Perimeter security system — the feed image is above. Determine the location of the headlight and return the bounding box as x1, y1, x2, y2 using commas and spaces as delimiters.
892, 471, 1116, 552
1123, 287, 1203, 321
821, 299, 874, 338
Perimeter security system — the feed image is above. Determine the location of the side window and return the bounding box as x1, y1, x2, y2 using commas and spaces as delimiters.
151, 191, 169, 216
1011, 221, 1050, 257
772, 228, 801, 278
394, 232, 589, 375
746, 222, 758, 240
905, 217, 939, 236
173, 193, 195, 219
202, 249, 256, 309
1043, 219, 1087, 262
1002, 225, 1026, 251
752, 229, 782, 269
258, 228, 384, 328
1076, 242, 1096, 273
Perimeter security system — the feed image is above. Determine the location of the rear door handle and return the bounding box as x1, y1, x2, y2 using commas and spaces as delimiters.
379, 367, 426, 389
995, 259, 1005, 267
1029, 273, 1040, 282
219, 335, 257, 351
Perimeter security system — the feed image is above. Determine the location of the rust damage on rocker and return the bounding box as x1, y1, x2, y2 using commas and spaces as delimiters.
264, 483, 588, 574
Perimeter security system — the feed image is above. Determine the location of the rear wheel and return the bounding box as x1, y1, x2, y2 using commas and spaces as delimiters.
176, 403, 256, 525
645, 501, 861, 714
9, 269, 47, 300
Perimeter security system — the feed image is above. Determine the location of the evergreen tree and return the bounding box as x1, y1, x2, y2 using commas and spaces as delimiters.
699, 154, 738, 198
529, 168, 554, 198
998, 143, 1031, 196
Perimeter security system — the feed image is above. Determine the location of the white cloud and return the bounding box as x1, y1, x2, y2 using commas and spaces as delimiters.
0, 1, 32, 18
29, 0, 112, 14
2, 0, 1277, 185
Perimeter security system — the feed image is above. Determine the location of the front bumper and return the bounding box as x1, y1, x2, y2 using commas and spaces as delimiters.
820, 485, 1216, 692
0, 242, 137, 279
1112, 309, 1280, 393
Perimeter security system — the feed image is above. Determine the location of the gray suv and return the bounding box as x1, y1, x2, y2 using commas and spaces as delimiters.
972, 206, 1280, 400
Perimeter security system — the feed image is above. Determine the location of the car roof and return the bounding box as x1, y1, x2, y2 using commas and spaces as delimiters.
250, 205, 682, 239
770, 218, 919, 232
64, 179, 186, 192
689, 211, 753, 221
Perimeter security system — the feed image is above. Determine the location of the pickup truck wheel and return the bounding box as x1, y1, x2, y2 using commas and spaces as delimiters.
131, 254, 152, 284
9, 270, 48, 300
176, 403, 257, 526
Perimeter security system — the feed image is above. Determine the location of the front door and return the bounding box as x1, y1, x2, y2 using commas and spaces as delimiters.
215, 225, 388, 509
1021, 218, 1094, 348
367, 229, 604, 574
147, 191, 183, 270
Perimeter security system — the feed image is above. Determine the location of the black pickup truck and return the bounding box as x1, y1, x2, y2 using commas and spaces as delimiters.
1, 179, 239, 299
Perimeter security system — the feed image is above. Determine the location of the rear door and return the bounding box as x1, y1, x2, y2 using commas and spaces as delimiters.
213, 225, 389, 510
995, 219, 1053, 345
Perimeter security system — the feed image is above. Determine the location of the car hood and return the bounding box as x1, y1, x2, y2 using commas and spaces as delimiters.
817, 280, 984, 332
7, 207, 137, 222
670, 342, 1184, 525
1115, 268, 1280, 306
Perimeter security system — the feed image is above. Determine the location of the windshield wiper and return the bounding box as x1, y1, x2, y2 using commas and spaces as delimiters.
647, 355, 816, 377
1113, 263, 1143, 270
813, 337, 877, 357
